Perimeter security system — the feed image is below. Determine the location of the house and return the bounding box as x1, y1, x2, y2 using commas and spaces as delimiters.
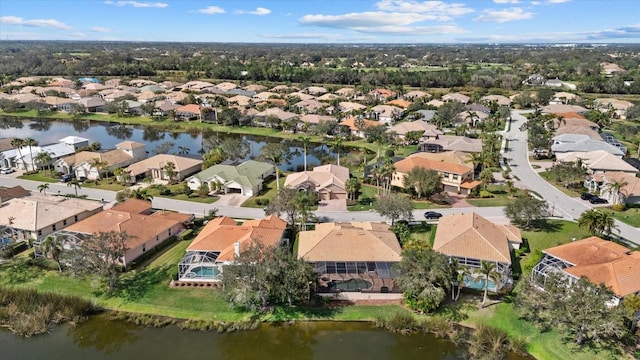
304, 86, 328, 96
1, 136, 90, 170
392, 154, 480, 195
338, 101, 367, 114
297, 222, 402, 293
370, 105, 404, 124
551, 134, 625, 157
555, 150, 637, 175
455, 109, 489, 126
335, 87, 358, 99
38, 199, 192, 267
541, 104, 588, 115
153, 100, 180, 117
419, 135, 483, 154
442, 93, 470, 104
295, 99, 325, 114
387, 121, 442, 142
0, 193, 103, 242
404, 90, 431, 100
433, 213, 522, 292
550, 92, 581, 105
414, 109, 437, 122
600, 62, 625, 76
554, 113, 599, 131
186, 160, 274, 196
532, 236, 640, 304
177, 215, 287, 282
554, 125, 602, 141
386, 99, 411, 109
545, 78, 563, 88
175, 104, 202, 120
368, 88, 396, 101
126, 154, 203, 183
594, 98, 634, 119
522, 74, 545, 86
55, 141, 146, 180
339, 116, 384, 138
284, 164, 349, 200
481, 94, 511, 107
298, 114, 336, 131
253, 108, 298, 127
585, 171, 640, 205
0, 185, 30, 203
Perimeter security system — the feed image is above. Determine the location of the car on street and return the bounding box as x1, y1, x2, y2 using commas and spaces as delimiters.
580, 192, 594, 200
589, 197, 608, 204
424, 211, 443, 219
0, 168, 15, 174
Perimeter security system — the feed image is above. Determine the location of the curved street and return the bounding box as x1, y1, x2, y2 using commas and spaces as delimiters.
506, 110, 640, 243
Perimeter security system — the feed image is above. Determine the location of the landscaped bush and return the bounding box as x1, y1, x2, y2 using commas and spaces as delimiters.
374, 312, 417, 335
479, 190, 494, 198
179, 229, 193, 240
611, 203, 626, 211
255, 198, 270, 206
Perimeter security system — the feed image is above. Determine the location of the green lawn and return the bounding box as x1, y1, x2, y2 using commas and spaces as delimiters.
18, 172, 60, 183
81, 180, 128, 191
466, 184, 516, 207
603, 207, 640, 228
347, 185, 378, 211
242, 176, 285, 208
146, 183, 219, 204
521, 220, 591, 253
539, 171, 583, 197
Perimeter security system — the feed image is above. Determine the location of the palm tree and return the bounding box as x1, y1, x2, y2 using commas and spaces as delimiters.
578, 209, 617, 237
606, 179, 628, 205
328, 136, 345, 166
24, 138, 38, 172
113, 167, 131, 185
298, 136, 312, 171
178, 146, 190, 155
473, 261, 501, 308
130, 188, 153, 201
90, 158, 109, 180
451, 260, 470, 302
37, 183, 49, 196
10, 138, 26, 171
40, 235, 64, 271
345, 177, 361, 201
163, 162, 177, 184
67, 178, 81, 197
259, 143, 292, 192
34, 151, 53, 175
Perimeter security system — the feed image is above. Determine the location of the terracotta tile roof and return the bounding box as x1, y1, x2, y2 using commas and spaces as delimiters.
597, 171, 640, 198
433, 213, 522, 264
544, 237, 640, 297
386, 99, 411, 108
110, 199, 152, 214
0, 195, 103, 231
297, 222, 401, 262
394, 156, 472, 175
187, 215, 286, 261
0, 186, 30, 202
339, 116, 383, 131
176, 104, 201, 114
408, 151, 472, 166
127, 154, 202, 176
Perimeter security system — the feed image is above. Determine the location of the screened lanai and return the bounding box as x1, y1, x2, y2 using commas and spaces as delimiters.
312, 261, 399, 293
178, 251, 223, 282
32, 230, 89, 258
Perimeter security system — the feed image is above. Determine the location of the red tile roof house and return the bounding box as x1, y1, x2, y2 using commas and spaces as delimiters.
126, 154, 203, 183
532, 236, 640, 305
35, 199, 193, 267
175, 104, 202, 120
392, 155, 480, 195
177, 215, 287, 282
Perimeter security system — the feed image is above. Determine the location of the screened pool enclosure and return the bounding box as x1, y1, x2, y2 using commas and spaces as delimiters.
178, 251, 224, 282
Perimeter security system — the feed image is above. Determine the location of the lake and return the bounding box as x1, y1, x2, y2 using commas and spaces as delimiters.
0, 317, 530, 360
0, 118, 353, 171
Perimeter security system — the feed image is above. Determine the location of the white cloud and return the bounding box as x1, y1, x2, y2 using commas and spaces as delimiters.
354, 24, 466, 35
197, 6, 225, 14
0, 16, 72, 30
90, 26, 113, 33
104, 1, 168, 8
493, 0, 520, 3
262, 32, 343, 40
530, 1, 541, 5
548, 0, 571, 3
68, 32, 87, 38
474, 8, 534, 22
375, 0, 474, 19
301, 12, 440, 28
249, 7, 271, 16
457, 24, 640, 43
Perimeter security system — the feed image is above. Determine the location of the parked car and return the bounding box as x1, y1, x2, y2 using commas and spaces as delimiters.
0, 168, 15, 174
589, 197, 608, 204
580, 192, 594, 200
60, 174, 75, 182
78, 176, 87, 182
424, 211, 443, 219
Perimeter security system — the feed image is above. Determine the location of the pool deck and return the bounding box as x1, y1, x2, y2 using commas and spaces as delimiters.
319, 292, 403, 301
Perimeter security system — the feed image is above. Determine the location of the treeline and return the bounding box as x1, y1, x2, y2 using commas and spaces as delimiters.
1, 41, 640, 94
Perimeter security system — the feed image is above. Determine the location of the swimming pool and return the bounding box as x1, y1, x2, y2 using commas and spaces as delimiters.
188, 266, 220, 278
329, 279, 373, 291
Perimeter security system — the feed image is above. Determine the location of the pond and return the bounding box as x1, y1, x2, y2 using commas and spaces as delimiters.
0, 118, 356, 172
0, 316, 530, 360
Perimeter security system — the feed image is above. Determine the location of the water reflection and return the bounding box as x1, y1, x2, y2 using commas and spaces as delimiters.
67, 316, 140, 355
215, 323, 317, 360
0, 117, 23, 129
28, 119, 51, 132
106, 123, 134, 140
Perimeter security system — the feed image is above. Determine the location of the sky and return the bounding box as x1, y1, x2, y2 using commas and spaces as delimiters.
0, 0, 639, 43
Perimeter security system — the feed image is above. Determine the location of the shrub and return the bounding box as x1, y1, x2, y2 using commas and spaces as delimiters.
611, 203, 626, 211
179, 229, 193, 240
374, 312, 417, 335
255, 198, 270, 206
479, 190, 494, 198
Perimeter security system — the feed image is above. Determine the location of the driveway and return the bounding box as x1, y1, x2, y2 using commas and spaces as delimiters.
214, 194, 250, 207
318, 199, 347, 212
506, 110, 640, 244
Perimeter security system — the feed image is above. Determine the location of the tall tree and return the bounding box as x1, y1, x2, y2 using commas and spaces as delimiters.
373, 193, 414, 225
298, 135, 312, 171
37, 183, 49, 196
24, 138, 38, 172
328, 136, 345, 166
473, 261, 501, 308
402, 167, 441, 199
163, 161, 177, 184
578, 209, 617, 237
516, 275, 627, 346
178, 146, 190, 155
393, 248, 456, 313
67, 231, 130, 291
259, 143, 292, 192
67, 178, 82, 197
345, 177, 361, 201
504, 195, 548, 229
10, 138, 26, 171
34, 151, 52, 174
605, 179, 628, 205
90, 158, 109, 180
40, 235, 64, 272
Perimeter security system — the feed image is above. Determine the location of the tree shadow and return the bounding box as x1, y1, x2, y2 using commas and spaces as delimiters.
108, 265, 172, 301
266, 302, 344, 321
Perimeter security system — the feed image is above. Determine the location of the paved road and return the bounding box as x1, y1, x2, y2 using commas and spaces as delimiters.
505, 110, 640, 243
0, 176, 508, 224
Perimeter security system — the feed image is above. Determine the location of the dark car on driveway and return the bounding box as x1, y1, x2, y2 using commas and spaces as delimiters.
424, 211, 443, 219
589, 197, 608, 204
580, 192, 594, 200
60, 174, 74, 182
